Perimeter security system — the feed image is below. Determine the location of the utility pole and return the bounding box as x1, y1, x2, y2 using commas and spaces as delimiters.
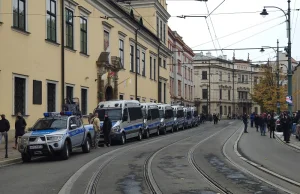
276, 39, 280, 114
208, 62, 211, 114
61, 0, 65, 109
287, 0, 292, 114
232, 63, 235, 116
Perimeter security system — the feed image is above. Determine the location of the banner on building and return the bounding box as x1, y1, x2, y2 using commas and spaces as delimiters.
286, 96, 293, 105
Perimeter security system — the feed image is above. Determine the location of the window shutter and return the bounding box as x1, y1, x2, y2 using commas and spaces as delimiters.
33, 80, 42, 105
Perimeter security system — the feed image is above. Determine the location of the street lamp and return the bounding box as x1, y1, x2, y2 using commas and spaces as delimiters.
260, 1, 292, 113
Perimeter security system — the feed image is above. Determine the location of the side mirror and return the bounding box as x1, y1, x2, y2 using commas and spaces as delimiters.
122, 115, 128, 122
70, 124, 77, 129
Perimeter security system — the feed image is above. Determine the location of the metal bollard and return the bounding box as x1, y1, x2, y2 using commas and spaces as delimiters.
5, 132, 8, 158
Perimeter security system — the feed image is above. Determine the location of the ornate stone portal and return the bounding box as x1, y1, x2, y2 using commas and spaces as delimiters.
96, 52, 122, 102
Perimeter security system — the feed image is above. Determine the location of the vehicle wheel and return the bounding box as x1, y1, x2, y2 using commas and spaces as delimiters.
119, 133, 126, 145
60, 141, 70, 160
156, 128, 160, 136
144, 129, 150, 139
170, 126, 174, 133
137, 129, 142, 141
163, 127, 167, 135
82, 136, 91, 153
21, 153, 31, 163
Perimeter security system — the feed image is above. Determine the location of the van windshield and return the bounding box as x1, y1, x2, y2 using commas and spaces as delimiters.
97, 108, 122, 121
159, 110, 164, 118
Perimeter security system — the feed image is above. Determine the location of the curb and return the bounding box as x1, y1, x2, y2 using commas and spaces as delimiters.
0, 157, 22, 167
274, 133, 300, 151
234, 129, 300, 188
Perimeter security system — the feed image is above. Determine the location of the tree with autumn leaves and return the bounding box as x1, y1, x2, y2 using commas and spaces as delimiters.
251, 65, 287, 112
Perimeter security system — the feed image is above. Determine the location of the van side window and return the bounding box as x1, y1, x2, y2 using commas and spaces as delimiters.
165, 109, 173, 119
123, 108, 128, 121
151, 109, 159, 119
128, 107, 143, 121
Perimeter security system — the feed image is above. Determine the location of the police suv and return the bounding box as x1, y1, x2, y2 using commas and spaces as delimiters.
18, 111, 94, 162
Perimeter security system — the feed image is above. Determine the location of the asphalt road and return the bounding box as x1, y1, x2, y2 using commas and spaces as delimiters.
238, 127, 300, 184
0, 120, 295, 194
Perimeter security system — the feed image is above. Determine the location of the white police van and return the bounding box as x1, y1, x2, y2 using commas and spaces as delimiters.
158, 104, 176, 133
141, 103, 161, 138
96, 100, 144, 145
18, 111, 94, 162
183, 107, 193, 128
172, 105, 185, 130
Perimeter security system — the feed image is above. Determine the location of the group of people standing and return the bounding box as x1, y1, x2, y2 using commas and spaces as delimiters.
249, 113, 276, 138
0, 112, 27, 148
89, 112, 112, 148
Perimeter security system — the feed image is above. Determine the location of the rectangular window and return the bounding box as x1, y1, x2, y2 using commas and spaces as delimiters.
219, 71, 222, 81
65, 8, 74, 49
202, 71, 207, 80
219, 89, 222, 100
130, 45, 134, 71
163, 23, 166, 43
178, 60, 181, 75
245, 75, 248, 83
119, 39, 124, 68
66, 86, 73, 102
185, 84, 187, 99
203, 88, 208, 99
119, 94, 124, 100
191, 70, 193, 81
80, 17, 87, 54
150, 56, 152, 79
178, 80, 181, 96
164, 83, 166, 103
142, 52, 145, 76
14, 76, 26, 115
154, 58, 156, 80
184, 67, 186, 78
156, 16, 159, 37
228, 73, 231, 81
13, 0, 26, 30
228, 90, 231, 100
160, 20, 162, 40
163, 59, 166, 68
33, 80, 42, 105
81, 88, 88, 115
47, 82, 56, 112
158, 81, 162, 102
238, 74, 241, 82
242, 75, 245, 83
46, 0, 56, 42
137, 49, 140, 74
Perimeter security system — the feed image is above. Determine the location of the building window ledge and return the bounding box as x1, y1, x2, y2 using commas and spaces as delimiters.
45, 39, 60, 46
80, 52, 90, 57
11, 26, 30, 35
65, 47, 77, 53
11, 114, 30, 117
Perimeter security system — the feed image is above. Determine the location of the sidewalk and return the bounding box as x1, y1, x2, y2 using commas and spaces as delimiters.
275, 132, 300, 150
0, 140, 21, 166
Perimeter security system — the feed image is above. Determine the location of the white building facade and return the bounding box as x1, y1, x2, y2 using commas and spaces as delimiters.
168, 28, 195, 106
193, 52, 263, 117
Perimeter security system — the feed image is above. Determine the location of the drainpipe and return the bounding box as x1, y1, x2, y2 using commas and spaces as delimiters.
158, 44, 161, 102
135, 28, 139, 100
61, 0, 65, 109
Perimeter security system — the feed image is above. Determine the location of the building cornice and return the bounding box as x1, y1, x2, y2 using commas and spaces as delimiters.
129, 38, 148, 50
78, 5, 92, 15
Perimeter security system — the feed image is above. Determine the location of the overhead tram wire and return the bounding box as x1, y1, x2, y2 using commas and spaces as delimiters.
222, 21, 286, 49
190, 15, 284, 49
205, 1, 224, 55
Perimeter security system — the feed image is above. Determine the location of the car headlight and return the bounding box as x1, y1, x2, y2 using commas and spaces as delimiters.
112, 126, 120, 132
46, 135, 63, 142
21, 137, 29, 144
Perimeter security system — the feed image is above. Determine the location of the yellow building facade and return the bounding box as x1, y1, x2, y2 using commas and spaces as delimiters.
0, 0, 171, 140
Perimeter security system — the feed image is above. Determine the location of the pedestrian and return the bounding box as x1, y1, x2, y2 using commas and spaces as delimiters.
280, 112, 291, 143
259, 114, 266, 136
269, 113, 276, 139
213, 114, 218, 124
102, 113, 112, 147
0, 114, 10, 144
13, 112, 27, 149
91, 112, 101, 148
250, 112, 255, 128
242, 113, 248, 133
267, 113, 271, 132
254, 114, 259, 132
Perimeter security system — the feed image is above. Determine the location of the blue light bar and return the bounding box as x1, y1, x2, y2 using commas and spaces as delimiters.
61, 111, 73, 116
43, 112, 61, 117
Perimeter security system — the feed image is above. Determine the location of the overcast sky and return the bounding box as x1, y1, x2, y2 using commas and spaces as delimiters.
166, 0, 300, 63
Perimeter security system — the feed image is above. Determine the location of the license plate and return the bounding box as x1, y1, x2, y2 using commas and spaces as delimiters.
34, 151, 43, 155
29, 145, 43, 149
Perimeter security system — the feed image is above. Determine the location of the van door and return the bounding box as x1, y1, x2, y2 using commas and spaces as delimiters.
150, 109, 160, 133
